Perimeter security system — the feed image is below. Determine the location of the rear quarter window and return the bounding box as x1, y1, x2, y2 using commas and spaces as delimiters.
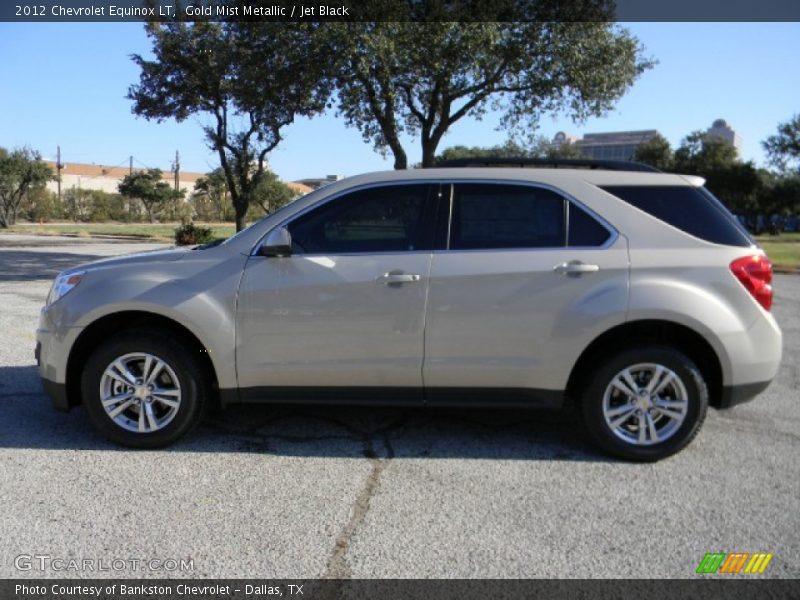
600, 185, 752, 247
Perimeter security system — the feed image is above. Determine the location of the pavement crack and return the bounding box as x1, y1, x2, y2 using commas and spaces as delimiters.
323, 449, 388, 579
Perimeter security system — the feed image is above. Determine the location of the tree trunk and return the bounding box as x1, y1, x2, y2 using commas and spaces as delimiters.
234, 200, 248, 232
421, 141, 437, 168
393, 150, 408, 170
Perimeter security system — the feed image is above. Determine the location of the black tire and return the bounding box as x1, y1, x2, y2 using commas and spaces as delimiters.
81, 330, 208, 448
580, 345, 708, 462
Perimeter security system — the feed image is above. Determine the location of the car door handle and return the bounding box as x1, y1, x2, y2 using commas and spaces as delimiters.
375, 271, 421, 285
553, 260, 600, 274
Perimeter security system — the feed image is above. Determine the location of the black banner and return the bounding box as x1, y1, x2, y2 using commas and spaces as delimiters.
2, 0, 800, 23
3, 579, 800, 600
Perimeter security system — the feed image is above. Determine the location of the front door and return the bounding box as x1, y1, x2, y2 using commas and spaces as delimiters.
236, 183, 439, 402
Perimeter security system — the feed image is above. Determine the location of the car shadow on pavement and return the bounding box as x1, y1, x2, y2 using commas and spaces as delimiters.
0, 250, 105, 282
0, 365, 609, 462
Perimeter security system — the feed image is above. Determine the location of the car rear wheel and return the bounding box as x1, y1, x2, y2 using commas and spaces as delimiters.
81, 331, 207, 448
580, 346, 708, 461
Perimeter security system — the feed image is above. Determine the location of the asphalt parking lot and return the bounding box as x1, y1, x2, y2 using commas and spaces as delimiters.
0, 234, 798, 579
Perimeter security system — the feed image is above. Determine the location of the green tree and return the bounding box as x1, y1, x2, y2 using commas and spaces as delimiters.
434, 140, 533, 164
129, 22, 332, 231
251, 170, 299, 216
333, 18, 653, 168
0, 147, 53, 227
634, 133, 673, 171
673, 131, 760, 214
193, 169, 231, 222
118, 168, 175, 223
20, 187, 62, 222
674, 131, 738, 174
536, 138, 585, 160
763, 114, 800, 173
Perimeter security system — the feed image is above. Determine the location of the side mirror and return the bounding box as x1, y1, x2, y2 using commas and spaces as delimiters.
260, 227, 292, 257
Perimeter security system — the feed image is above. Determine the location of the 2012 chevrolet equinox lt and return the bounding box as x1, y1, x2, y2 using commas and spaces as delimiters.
36, 161, 782, 461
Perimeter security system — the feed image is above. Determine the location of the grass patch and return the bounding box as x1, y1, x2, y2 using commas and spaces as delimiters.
756, 232, 800, 269
2, 222, 236, 242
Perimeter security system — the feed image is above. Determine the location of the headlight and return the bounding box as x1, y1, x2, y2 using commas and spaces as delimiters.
46, 271, 86, 305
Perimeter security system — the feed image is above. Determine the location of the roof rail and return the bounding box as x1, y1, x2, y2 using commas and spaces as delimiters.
434, 157, 662, 173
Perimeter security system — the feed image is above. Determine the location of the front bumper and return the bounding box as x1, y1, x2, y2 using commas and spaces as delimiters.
41, 377, 70, 411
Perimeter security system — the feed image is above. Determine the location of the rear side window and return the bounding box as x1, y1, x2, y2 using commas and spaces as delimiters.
568, 203, 611, 246
450, 184, 565, 249
601, 185, 751, 247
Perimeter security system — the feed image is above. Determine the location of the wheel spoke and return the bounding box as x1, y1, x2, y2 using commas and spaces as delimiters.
606, 404, 636, 418
655, 407, 685, 421
620, 369, 640, 395
611, 375, 637, 399
152, 386, 180, 397
609, 409, 636, 429
112, 359, 138, 384
141, 355, 153, 383
153, 395, 179, 409
138, 404, 146, 432
654, 399, 687, 410
107, 398, 136, 419
637, 414, 647, 444
652, 371, 677, 396
102, 392, 132, 408
645, 413, 660, 443
645, 365, 665, 394
144, 402, 158, 431
146, 359, 166, 385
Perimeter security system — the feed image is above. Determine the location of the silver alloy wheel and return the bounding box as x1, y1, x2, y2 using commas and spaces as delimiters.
601, 362, 688, 446
99, 352, 182, 433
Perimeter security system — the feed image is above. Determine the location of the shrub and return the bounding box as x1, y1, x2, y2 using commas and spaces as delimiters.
174, 222, 215, 246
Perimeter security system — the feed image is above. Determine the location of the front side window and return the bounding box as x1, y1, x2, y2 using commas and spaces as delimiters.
449, 184, 566, 250
288, 184, 433, 254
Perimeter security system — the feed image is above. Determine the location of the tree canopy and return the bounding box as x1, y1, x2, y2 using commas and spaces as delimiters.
763, 114, 800, 173
633, 133, 673, 171
333, 20, 653, 168
118, 168, 176, 223
0, 147, 53, 228
128, 22, 332, 231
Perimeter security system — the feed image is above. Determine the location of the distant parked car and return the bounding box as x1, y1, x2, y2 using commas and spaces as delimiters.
37, 159, 782, 461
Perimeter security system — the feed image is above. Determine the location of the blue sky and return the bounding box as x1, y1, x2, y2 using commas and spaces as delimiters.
0, 22, 797, 182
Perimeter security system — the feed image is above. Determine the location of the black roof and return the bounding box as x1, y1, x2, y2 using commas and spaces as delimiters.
434, 157, 661, 173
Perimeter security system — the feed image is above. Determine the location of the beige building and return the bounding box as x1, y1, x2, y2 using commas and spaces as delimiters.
43, 161, 205, 196
705, 119, 743, 157
42, 160, 313, 198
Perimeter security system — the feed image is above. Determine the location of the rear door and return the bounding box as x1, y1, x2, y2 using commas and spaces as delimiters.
423, 182, 629, 403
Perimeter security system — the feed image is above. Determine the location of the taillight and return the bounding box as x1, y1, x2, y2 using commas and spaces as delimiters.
730, 255, 773, 311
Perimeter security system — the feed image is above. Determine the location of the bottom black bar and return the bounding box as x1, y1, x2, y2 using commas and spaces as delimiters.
2, 579, 799, 600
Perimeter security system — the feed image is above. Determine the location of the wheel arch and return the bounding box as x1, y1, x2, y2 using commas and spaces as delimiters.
566, 319, 725, 408
65, 310, 220, 409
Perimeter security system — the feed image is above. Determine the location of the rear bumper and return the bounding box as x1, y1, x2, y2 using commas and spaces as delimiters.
718, 380, 772, 409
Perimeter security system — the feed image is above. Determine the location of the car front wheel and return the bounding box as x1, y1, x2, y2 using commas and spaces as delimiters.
81, 331, 207, 448
580, 346, 708, 461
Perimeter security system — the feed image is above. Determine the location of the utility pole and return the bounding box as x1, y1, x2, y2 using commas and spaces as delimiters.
56, 146, 64, 204
128, 156, 134, 220
173, 150, 180, 193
